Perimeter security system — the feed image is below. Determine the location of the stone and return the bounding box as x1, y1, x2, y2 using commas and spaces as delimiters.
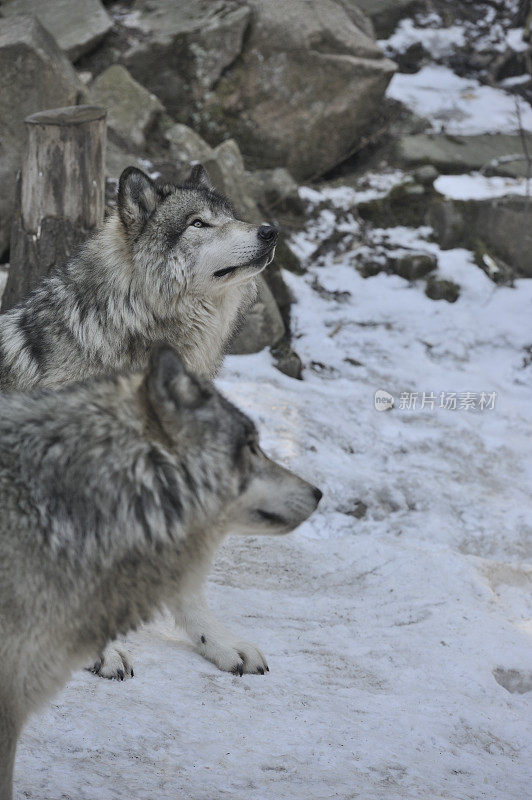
396, 133, 532, 179
246, 167, 299, 210
124, 1, 251, 120
425, 277, 460, 303
124, 0, 395, 181
392, 252, 437, 281
164, 123, 215, 168
90, 65, 163, 151
202, 0, 396, 180
228, 275, 285, 354
430, 195, 532, 278
355, 0, 423, 38
413, 165, 439, 186
204, 139, 262, 223
0, 15, 82, 256
270, 338, 303, 380
357, 180, 432, 228
1, 0, 113, 62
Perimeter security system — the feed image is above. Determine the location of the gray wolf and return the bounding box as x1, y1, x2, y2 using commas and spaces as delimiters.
0, 346, 321, 800
0, 163, 279, 679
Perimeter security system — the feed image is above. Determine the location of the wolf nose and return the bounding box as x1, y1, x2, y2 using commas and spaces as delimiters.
258, 224, 278, 243
313, 487, 323, 504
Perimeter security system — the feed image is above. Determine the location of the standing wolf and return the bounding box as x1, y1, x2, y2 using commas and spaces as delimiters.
0, 346, 322, 800
0, 164, 279, 679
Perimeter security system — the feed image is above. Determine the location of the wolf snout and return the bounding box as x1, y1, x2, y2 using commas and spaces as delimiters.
257, 224, 278, 244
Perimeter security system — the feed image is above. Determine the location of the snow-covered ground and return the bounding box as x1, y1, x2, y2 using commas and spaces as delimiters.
12, 10, 532, 800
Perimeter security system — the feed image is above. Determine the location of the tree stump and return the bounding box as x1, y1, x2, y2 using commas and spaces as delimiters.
1, 105, 106, 311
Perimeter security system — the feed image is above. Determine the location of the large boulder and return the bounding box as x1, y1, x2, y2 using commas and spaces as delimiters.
1, 0, 113, 62
90, 65, 164, 151
0, 15, 82, 256
123, 0, 396, 180
124, 1, 251, 120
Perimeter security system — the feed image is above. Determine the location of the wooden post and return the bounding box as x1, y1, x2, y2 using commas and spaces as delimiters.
2, 105, 106, 311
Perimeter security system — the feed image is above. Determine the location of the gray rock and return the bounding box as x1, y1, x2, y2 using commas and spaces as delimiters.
164, 123, 215, 168
355, 0, 423, 38
90, 65, 163, 152
228, 275, 285, 354
425, 278, 460, 303
430, 194, 532, 278
392, 252, 437, 281
124, 0, 395, 181
202, 0, 396, 180
413, 165, 439, 187
270, 338, 303, 380
1, 0, 113, 62
124, 1, 251, 120
396, 133, 532, 178
205, 139, 262, 223
246, 167, 299, 210
0, 15, 82, 256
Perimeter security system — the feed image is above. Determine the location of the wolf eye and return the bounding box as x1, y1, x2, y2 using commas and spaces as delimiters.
191, 218, 208, 228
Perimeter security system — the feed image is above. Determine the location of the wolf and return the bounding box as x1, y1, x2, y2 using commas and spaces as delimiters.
0, 163, 279, 679
0, 346, 322, 800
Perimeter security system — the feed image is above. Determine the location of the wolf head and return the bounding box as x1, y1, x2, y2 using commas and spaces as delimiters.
117, 165, 278, 296
144, 345, 321, 536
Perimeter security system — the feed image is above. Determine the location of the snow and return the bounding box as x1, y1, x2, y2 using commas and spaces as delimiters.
380, 19, 466, 59
10, 7, 532, 800
386, 65, 532, 134
435, 173, 531, 199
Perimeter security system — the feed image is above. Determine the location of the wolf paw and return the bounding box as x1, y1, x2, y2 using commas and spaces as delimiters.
88, 645, 134, 681
200, 636, 269, 675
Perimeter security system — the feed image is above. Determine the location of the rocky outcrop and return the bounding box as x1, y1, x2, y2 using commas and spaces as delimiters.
0, 15, 82, 256
352, 0, 423, 38
122, 0, 395, 181
90, 65, 164, 151
1, 0, 113, 61
396, 133, 532, 178
124, 1, 251, 123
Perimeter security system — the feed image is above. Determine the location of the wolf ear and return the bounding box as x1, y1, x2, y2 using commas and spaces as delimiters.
148, 345, 211, 413
187, 163, 213, 191
118, 167, 158, 235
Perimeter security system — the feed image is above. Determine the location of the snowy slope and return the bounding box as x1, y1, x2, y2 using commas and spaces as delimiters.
12, 12, 532, 800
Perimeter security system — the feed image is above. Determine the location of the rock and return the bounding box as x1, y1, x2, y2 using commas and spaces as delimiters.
430, 195, 532, 278
246, 168, 299, 210
90, 65, 163, 151
354, 0, 423, 38
0, 15, 82, 256
105, 141, 149, 182
228, 275, 285, 354
392, 252, 437, 281
124, 1, 251, 120
204, 139, 261, 223
270, 337, 303, 380
425, 277, 460, 303
357, 180, 431, 228
124, 0, 395, 181
1, 0, 113, 62
474, 243, 514, 285
396, 133, 532, 179
273, 239, 304, 275
413, 165, 439, 186
202, 0, 396, 180
164, 123, 215, 168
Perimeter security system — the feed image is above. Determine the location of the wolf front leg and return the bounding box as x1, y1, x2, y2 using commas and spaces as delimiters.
87, 641, 134, 681
170, 591, 269, 675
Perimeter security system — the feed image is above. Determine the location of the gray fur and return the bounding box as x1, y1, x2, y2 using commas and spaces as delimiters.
0, 165, 280, 680
0, 165, 277, 392
0, 347, 320, 800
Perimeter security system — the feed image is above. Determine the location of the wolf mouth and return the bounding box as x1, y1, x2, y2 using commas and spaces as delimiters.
213, 248, 275, 279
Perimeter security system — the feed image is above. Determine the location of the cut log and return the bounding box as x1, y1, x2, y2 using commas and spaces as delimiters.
2, 105, 106, 311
